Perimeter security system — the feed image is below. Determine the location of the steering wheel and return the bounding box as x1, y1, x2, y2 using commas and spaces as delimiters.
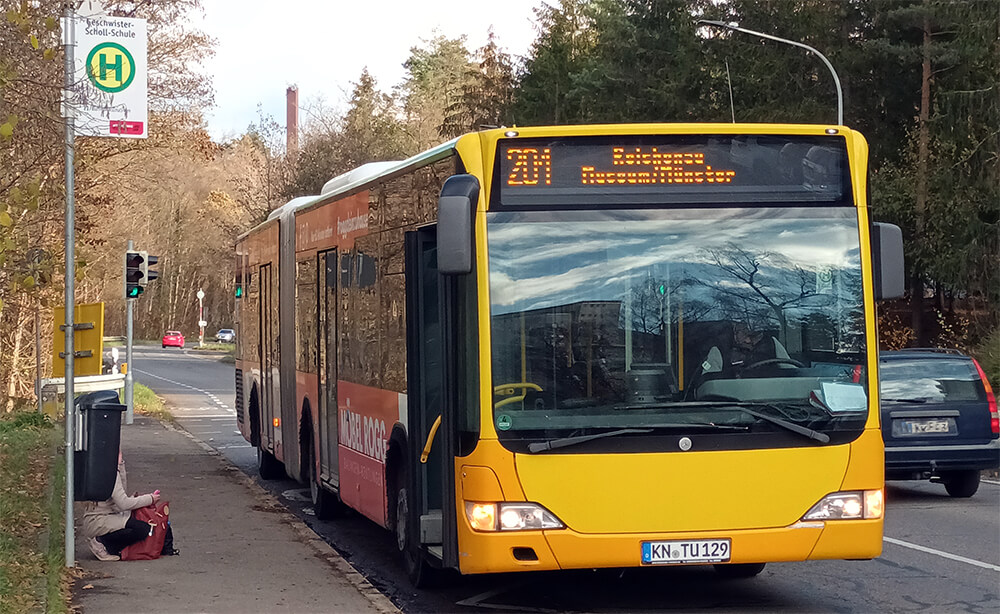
745, 358, 805, 370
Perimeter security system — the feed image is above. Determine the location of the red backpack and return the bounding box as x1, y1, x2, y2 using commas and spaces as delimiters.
120, 501, 176, 561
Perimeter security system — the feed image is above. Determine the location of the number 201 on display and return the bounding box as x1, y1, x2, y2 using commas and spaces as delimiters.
507, 148, 552, 186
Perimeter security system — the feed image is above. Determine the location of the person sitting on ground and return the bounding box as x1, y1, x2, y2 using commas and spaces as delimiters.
82, 451, 160, 561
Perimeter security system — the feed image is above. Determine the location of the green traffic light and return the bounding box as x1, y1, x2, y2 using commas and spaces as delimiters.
128, 286, 141, 298
235, 286, 243, 298
658, 284, 666, 295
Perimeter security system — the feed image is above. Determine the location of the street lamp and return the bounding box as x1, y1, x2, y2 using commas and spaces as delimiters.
697, 20, 844, 126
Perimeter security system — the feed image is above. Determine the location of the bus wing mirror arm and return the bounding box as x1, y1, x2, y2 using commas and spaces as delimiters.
437, 174, 480, 275
872, 222, 905, 300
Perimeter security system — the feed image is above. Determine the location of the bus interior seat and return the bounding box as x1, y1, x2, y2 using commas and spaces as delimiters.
803, 146, 840, 192
772, 336, 793, 363
778, 143, 809, 184
702, 347, 724, 375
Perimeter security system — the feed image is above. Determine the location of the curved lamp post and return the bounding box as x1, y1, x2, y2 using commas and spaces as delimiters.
697, 20, 844, 126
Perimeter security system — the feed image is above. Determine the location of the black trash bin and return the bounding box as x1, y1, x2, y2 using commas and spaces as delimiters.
74, 390, 126, 501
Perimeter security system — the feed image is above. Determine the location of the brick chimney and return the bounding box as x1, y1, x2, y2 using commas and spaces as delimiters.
286, 85, 299, 157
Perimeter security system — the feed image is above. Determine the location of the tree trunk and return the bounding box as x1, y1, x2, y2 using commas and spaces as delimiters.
912, 6, 932, 346
6, 298, 25, 411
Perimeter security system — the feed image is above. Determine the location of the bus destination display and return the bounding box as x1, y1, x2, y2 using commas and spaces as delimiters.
494, 135, 849, 207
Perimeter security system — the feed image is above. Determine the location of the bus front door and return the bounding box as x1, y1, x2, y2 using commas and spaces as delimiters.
404, 226, 458, 571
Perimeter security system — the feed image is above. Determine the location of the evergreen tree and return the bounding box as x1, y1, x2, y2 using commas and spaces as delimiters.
513, 0, 599, 125
399, 35, 475, 145
444, 29, 517, 134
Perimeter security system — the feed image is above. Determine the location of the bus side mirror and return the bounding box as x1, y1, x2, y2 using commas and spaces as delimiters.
872, 222, 904, 300
437, 174, 480, 275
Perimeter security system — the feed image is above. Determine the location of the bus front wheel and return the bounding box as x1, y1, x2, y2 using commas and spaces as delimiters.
713, 563, 765, 579
393, 462, 437, 587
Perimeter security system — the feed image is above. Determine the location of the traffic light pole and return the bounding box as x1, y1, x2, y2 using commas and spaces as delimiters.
125, 239, 134, 424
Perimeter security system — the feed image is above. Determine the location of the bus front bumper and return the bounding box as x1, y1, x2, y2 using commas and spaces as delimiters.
457, 519, 883, 575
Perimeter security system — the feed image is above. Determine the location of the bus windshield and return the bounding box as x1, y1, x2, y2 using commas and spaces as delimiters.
487, 206, 868, 452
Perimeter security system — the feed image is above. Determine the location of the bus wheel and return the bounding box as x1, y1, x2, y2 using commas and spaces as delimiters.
713, 563, 765, 579
256, 445, 283, 480
308, 446, 342, 519
393, 462, 436, 587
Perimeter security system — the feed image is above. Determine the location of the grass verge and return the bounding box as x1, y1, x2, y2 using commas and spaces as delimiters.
133, 383, 173, 423
0, 411, 70, 614
189, 342, 236, 353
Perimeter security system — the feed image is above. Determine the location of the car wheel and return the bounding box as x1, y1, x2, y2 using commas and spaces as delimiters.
714, 563, 766, 579
942, 470, 980, 498
162, 344, 166, 348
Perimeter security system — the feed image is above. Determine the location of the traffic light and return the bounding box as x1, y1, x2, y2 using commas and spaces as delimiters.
124, 250, 159, 298
125, 251, 144, 298
140, 252, 158, 289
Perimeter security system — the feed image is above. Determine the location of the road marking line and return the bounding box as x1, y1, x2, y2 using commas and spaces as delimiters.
133, 368, 236, 416
884, 537, 1000, 572
982, 478, 1000, 485
456, 585, 558, 613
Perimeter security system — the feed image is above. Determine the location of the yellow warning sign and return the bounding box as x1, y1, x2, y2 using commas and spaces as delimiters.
52, 302, 105, 377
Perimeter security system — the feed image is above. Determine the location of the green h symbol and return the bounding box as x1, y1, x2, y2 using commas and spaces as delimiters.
100, 52, 122, 82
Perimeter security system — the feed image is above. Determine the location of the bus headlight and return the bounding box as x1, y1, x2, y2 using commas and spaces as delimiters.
465, 502, 565, 532
802, 490, 883, 521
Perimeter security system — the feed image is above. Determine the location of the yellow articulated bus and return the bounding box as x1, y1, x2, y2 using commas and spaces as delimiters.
234, 124, 905, 585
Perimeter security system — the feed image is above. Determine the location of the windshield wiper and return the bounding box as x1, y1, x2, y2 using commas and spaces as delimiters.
525, 423, 749, 454
527, 428, 650, 453
882, 397, 927, 404
613, 399, 831, 443
730, 403, 830, 443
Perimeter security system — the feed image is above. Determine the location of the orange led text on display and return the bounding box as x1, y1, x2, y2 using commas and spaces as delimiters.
582, 147, 736, 186
507, 148, 552, 186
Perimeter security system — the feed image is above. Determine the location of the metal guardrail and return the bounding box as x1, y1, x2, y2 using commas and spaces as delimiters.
39, 373, 126, 394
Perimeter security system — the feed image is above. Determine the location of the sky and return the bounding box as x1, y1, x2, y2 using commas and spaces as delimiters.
193, 0, 546, 142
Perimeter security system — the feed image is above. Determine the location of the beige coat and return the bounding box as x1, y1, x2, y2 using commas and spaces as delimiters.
81, 460, 154, 538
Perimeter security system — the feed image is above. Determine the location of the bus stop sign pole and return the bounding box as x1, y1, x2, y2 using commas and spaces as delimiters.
62, 4, 77, 569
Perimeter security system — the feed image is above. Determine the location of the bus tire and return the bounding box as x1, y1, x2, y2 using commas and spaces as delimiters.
391, 460, 437, 588
713, 563, 765, 579
256, 445, 284, 480
305, 439, 342, 519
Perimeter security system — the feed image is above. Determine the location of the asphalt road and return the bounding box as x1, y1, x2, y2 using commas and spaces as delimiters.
133, 346, 1000, 614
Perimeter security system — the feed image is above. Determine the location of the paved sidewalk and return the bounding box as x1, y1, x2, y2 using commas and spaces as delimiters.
73, 417, 398, 614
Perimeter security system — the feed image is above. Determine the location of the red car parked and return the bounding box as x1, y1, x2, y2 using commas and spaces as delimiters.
162, 330, 185, 349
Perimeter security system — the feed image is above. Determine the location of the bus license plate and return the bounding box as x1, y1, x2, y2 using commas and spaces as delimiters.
641, 539, 731, 564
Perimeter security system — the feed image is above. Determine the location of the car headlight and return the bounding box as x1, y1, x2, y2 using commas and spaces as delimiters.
803, 490, 883, 520
465, 502, 565, 532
